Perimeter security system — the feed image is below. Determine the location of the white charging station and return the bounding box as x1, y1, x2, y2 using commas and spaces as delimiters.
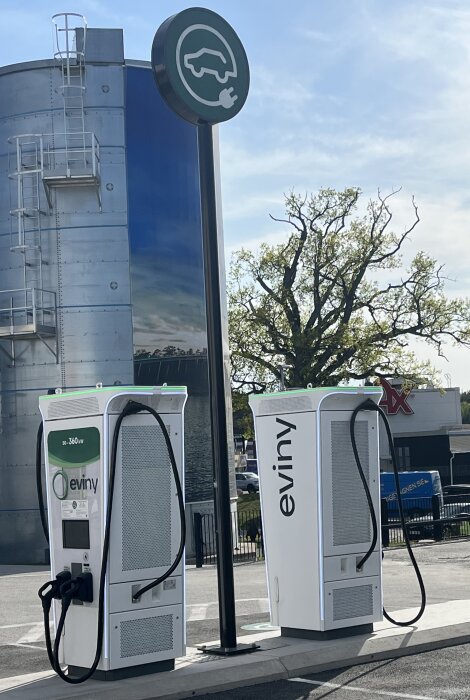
39, 385, 187, 679
249, 386, 383, 638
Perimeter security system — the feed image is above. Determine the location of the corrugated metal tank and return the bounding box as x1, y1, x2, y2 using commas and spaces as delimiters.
0, 25, 235, 564
0, 34, 133, 563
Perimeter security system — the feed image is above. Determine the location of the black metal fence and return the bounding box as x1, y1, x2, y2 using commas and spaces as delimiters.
194, 496, 470, 566
382, 495, 470, 546
194, 510, 264, 567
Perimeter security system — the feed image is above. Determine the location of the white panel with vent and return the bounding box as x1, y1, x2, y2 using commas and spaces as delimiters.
39, 386, 187, 674
110, 604, 183, 668
324, 577, 381, 629
321, 412, 380, 556
109, 413, 184, 584
47, 396, 100, 420
250, 387, 383, 635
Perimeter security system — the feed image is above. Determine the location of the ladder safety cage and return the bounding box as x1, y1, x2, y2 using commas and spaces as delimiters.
7, 134, 47, 305
48, 13, 101, 208
8, 134, 46, 252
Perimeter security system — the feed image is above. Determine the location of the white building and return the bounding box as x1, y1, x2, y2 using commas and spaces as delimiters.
378, 379, 470, 485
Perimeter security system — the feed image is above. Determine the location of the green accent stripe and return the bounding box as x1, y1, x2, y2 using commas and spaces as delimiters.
252, 387, 382, 398
39, 386, 187, 400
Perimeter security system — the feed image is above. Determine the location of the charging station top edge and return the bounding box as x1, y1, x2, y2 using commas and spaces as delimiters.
249, 387, 382, 416
39, 386, 187, 401
250, 386, 382, 399
39, 387, 188, 422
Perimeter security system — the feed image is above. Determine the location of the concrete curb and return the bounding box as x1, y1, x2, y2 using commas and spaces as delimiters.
1, 600, 470, 699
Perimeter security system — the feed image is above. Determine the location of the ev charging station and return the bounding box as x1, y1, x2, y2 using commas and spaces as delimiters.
38, 385, 187, 680
249, 386, 383, 637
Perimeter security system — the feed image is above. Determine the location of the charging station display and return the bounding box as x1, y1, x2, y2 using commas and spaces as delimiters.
250, 387, 383, 637
38, 386, 187, 682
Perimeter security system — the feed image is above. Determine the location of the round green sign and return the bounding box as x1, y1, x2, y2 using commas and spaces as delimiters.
152, 7, 250, 125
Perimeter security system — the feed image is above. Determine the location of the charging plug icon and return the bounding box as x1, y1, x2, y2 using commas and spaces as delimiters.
218, 87, 238, 109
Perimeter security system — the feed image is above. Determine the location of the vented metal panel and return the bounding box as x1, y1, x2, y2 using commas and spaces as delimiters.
333, 584, 373, 621
48, 397, 100, 419
121, 424, 172, 571
331, 420, 370, 546
120, 614, 173, 658
258, 395, 313, 416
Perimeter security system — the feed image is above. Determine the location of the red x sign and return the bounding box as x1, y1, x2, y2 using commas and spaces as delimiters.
379, 378, 414, 415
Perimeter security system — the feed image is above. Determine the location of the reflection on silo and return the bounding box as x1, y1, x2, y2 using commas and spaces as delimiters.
0, 17, 235, 564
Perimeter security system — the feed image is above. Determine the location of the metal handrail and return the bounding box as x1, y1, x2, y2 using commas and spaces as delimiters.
42, 131, 100, 177
0, 288, 57, 328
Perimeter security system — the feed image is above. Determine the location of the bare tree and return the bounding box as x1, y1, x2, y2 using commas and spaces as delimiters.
228, 187, 470, 391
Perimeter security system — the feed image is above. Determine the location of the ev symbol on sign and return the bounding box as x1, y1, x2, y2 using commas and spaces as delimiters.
152, 7, 249, 125
177, 25, 239, 109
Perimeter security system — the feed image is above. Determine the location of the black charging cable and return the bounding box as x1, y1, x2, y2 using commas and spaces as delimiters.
36, 422, 49, 544
43, 399, 186, 683
38, 571, 71, 671
52, 579, 82, 672
350, 398, 426, 626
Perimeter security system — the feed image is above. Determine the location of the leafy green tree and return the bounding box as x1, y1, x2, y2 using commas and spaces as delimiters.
232, 390, 254, 439
228, 188, 470, 391
460, 391, 470, 423
461, 402, 470, 424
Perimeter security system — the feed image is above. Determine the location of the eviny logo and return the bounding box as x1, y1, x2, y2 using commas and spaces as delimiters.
69, 476, 98, 495
53, 473, 98, 500
273, 417, 296, 517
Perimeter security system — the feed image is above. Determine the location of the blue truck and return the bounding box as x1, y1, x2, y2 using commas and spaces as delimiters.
380, 470, 443, 517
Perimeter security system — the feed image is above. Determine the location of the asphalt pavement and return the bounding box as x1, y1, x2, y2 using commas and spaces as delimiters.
195, 645, 470, 699
0, 539, 469, 698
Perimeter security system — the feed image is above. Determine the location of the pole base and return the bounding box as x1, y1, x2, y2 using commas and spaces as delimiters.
198, 642, 260, 656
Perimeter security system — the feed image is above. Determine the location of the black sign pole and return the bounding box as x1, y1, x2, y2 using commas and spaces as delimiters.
151, 6, 254, 657
197, 123, 258, 656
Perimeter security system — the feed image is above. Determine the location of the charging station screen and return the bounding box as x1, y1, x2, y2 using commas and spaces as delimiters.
62, 520, 90, 550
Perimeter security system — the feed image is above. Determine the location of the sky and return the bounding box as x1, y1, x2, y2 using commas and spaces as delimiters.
2, 0, 470, 388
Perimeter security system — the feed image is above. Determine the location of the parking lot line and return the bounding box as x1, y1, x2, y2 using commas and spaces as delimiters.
0, 623, 41, 631
186, 597, 268, 621
289, 678, 443, 700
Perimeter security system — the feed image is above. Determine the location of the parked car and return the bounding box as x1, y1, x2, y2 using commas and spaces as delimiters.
235, 472, 259, 494
406, 502, 470, 540
443, 484, 470, 504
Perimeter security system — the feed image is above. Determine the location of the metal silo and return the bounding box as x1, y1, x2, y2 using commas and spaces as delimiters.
0, 15, 133, 563
0, 15, 236, 564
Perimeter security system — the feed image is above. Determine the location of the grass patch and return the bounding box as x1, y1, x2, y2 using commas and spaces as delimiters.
237, 492, 260, 515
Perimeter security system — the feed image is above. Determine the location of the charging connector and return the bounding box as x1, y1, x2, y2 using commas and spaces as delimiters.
73, 572, 93, 604
38, 570, 72, 611
38, 570, 72, 670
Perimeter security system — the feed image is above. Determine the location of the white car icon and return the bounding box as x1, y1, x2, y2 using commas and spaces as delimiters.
184, 48, 237, 84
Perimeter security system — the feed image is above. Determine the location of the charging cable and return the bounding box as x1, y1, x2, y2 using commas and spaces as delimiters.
38, 571, 71, 670
38, 398, 186, 683
350, 398, 426, 626
36, 421, 49, 544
